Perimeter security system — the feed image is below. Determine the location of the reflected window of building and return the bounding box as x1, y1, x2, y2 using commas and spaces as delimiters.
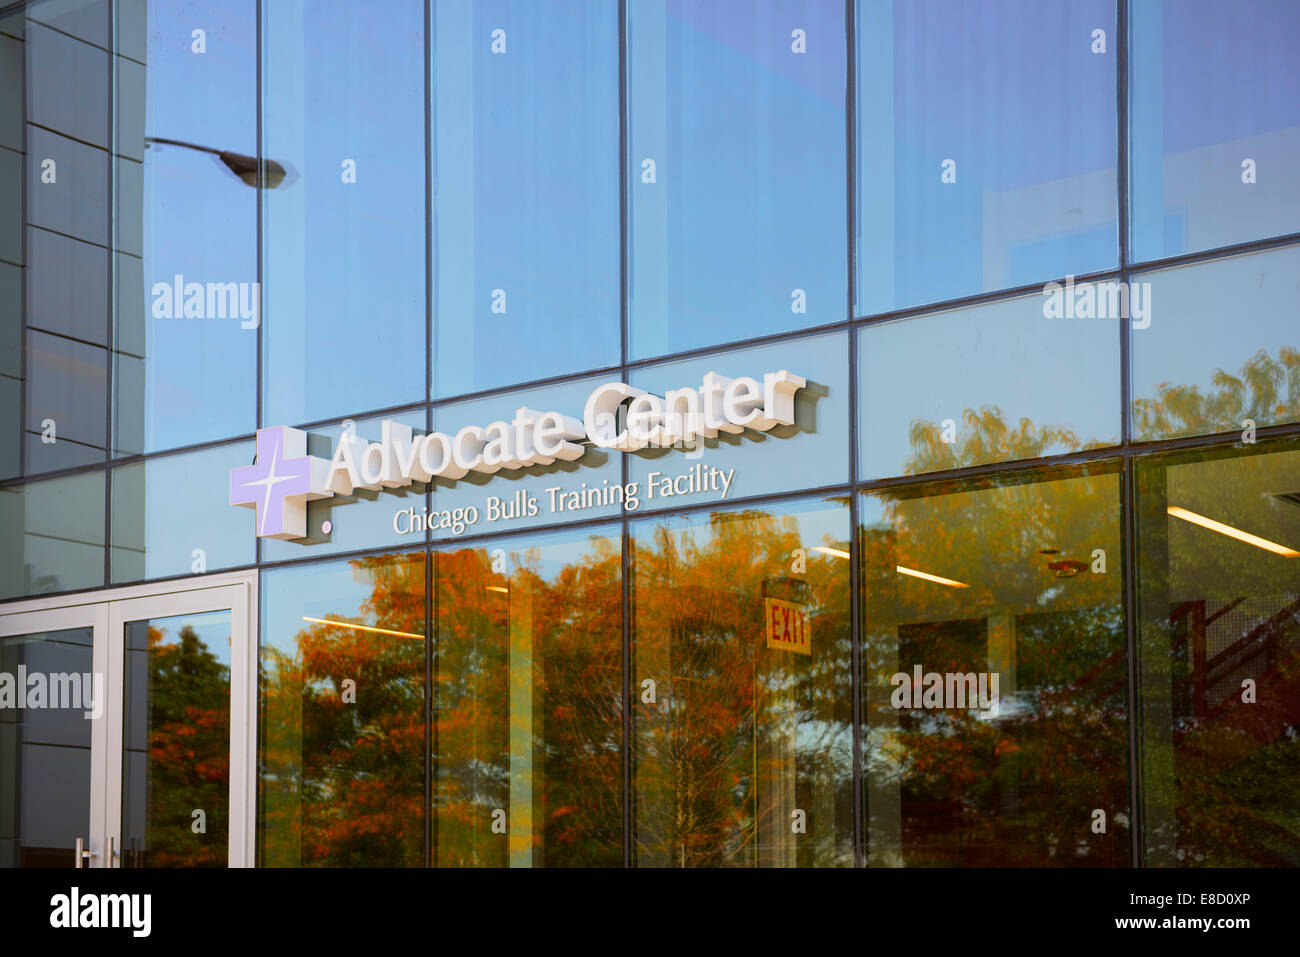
110, 441, 255, 583
627, 0, 847, 359
431, 0, 620, 399
261, 0, 426, 428
856, 0, 1117, 317
2, 2, 113, 479
0, 7, 19, 482
260, 552, 426, 867
113, 0, 257, 456
861, 466, 1130, 865
0, 471, 105, 600
1131, 244, 1300, 442
632, 496, 853, 867
434, 526, 623, 867
0, 627, 93, 867
1135, 437, 1300, 866
858, 292, 1121, 482
1129, 0, 1300, 262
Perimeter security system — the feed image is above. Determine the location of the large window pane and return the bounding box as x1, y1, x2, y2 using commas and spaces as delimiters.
28, 17, 108, 149
856, 0, 1117, 316
260, 552, 426, 867
24, 328, 107, 473
1135, 438, 1300, 866
26, 118, 107, 248
432, 0, 619, 398
633, 496, 852, 867
121, 609, 231, 867
0, 627, 93, 867
5, 2, 112, 479
113, 0, 258, 455
262, 0, 426, 427
627, 0, 847, 359
111, 441, 255, 583
0, 471, 104, 599
859, 291, 1121, 481
1129, 0, 1300, 262
435, 526, 622, 867
0, 11, 19, 483
861, 466, 1129, 865
1131, 244, 1300, 442
628, 330, 850, 508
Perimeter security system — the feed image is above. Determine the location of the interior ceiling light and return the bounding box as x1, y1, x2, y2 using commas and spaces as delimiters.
486, 585, 509, 593
1167, 506, 1299, 558
1047, 559, 1087, 578
896, 565, 970, 588
812, 546, 850, 560
301, 616, 425, 640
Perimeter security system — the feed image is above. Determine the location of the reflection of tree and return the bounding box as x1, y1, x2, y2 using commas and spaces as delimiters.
907, 406, 1085, 475
892, 393, 1298, 866
261, 555, 425, 867
1133, 347, 1300, 439
435, 541, 623, 867
135, 624, 229, 867
251, 369, 1297, 868
634, 508, 852, 868
866, 402, 1130, 866
258, 517, 853, 869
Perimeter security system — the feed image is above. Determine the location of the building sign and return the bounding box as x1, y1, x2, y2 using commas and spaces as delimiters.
231, 371, 806, 540
765, 597, 811, 655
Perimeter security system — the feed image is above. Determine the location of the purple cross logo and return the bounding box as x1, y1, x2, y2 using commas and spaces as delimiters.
230, 426, 332, 539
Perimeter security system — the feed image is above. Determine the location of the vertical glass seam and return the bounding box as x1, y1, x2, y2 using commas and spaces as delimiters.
1121, 455, 1143, 867
1117, 0, 1143, 867
423, 0, 434, 869
103, 0, 116, 586
619, 0, 632, 870
844, 0, 864, 869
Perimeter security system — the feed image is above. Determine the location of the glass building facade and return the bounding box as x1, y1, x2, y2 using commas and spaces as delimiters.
1, 0, 1299, 869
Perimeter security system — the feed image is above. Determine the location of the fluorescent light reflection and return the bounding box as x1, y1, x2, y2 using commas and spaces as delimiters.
1167, 506, 1299, 557
301, 616, 425, 640
486, 586, 509, 594
812, 546, 850, 560
896, 565, 970, 588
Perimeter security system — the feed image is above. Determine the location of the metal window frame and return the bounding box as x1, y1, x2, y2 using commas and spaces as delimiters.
0, 568, 258, 868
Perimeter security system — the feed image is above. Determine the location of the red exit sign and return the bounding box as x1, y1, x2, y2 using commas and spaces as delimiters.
765, 598, 811, 655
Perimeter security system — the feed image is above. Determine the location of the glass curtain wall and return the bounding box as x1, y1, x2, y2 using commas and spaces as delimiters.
0, 0, 1298, 867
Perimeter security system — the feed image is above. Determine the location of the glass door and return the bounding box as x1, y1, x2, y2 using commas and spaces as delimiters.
0, 572, 254, 868
107, 584, 249, 868
0, 604, 110, 868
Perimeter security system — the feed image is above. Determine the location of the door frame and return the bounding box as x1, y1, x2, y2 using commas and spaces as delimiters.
0, 569, 258, 867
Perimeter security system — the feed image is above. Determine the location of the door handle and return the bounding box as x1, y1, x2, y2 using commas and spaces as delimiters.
74, 837, 96, 868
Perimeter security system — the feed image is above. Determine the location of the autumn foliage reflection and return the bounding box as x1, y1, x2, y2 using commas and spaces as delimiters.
261, 555, 425, 867
123, 623, 230, 867
633, 505, 853, 867
1134, 347, 1300, 440
254, 385, 1295, 868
